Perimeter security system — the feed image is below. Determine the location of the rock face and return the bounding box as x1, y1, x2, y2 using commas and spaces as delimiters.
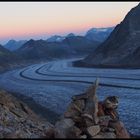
0, 90, 54, 138
81, 3, 140, 68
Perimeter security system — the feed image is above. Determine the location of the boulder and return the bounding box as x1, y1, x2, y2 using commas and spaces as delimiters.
99, 115, 112, 127
44, 127, 55, 138
54, 118, 75, 138
66, 126, 82, 138
108, 120, 130, 138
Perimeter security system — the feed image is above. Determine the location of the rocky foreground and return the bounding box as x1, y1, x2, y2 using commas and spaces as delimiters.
0, 90, 54, 138
0, 79, 130, 138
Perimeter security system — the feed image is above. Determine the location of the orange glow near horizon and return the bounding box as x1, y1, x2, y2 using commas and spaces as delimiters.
0, 2, 139, 44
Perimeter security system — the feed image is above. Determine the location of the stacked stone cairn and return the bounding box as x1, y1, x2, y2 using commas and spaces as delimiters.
54, 79, 130, 138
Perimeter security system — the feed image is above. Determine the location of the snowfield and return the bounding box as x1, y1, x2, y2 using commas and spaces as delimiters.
0, 58, 140, 136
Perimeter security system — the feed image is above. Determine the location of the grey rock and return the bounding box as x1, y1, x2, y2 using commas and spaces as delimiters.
54, 118, 75, 138
87, 125, 100, 137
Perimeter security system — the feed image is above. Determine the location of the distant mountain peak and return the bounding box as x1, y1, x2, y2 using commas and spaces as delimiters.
46, 35, 65, 42
4, 40, 27, 51
67, 33, 75, 37
85, 27, 115, 42
87, 27, 114, 33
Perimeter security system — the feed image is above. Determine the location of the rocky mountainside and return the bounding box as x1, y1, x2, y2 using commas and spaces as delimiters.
4, 40, 27, 51
0, 45, 20, 72
0, 90, 54, 138
80, 3, 140, 68
85, 27, 114, 42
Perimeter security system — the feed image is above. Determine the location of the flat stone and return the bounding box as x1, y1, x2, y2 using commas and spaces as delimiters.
87, 125, 100, 137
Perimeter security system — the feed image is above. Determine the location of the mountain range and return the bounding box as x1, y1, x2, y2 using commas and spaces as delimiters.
3, 27, 114, 52
15, 35, 100, 61
0, 26, 115, 71
14, 27, 114, 61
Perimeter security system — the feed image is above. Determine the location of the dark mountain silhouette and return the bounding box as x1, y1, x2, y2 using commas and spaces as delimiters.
0, 45, 20, 71
16, 39, 73, 60
63, 35, 100, 54
79, 3, 140, 68
16, 36, 100, 61
1, 26, 115, 64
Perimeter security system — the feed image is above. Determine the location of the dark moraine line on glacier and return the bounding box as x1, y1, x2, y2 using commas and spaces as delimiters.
19, 67, 140, 90
36, 64, 140, 81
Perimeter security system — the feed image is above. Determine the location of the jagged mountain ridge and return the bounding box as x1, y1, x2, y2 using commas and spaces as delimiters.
16, 36, 100, 61
81, 3, 140, 68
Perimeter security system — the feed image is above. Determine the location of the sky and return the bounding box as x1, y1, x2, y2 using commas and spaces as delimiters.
0, 2, 139, 44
